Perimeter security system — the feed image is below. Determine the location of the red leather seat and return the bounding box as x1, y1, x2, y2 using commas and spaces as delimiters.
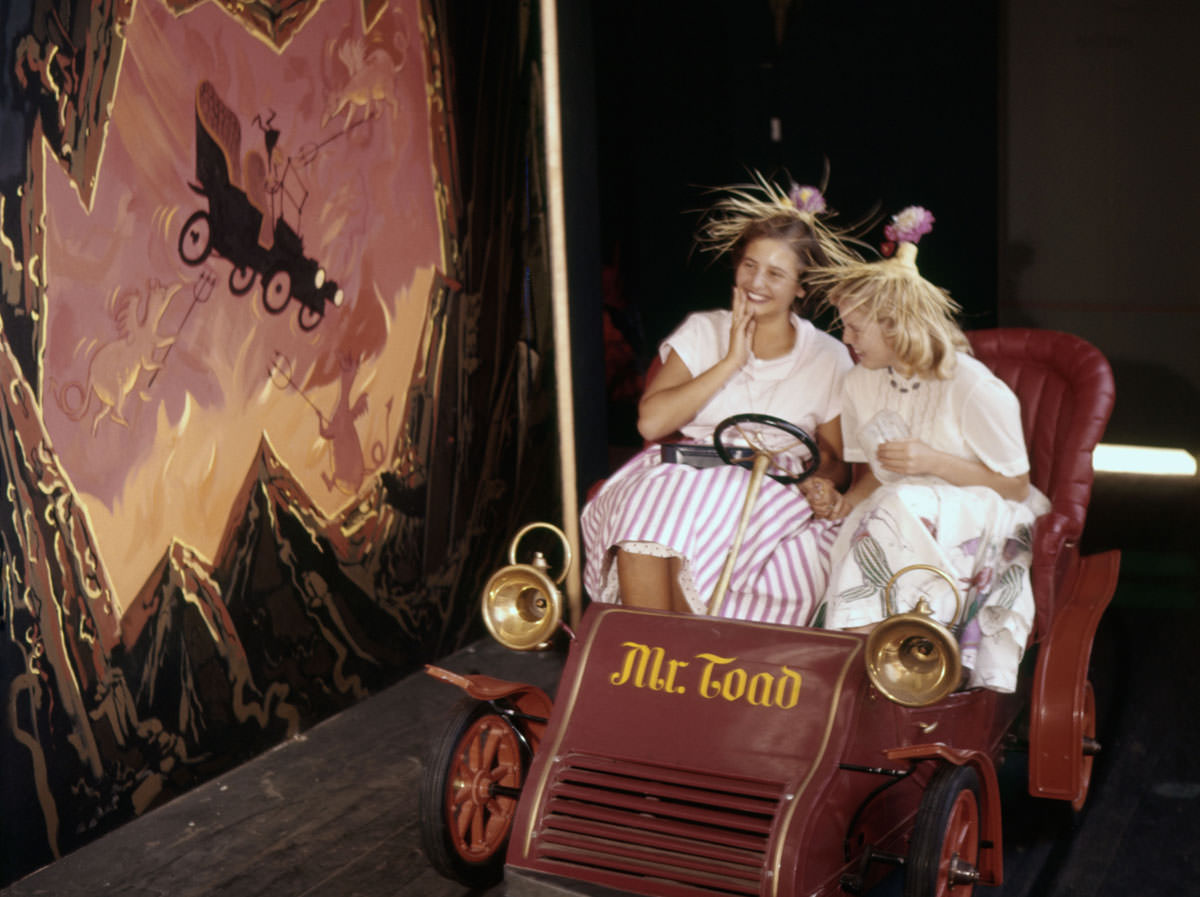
966, 328, 1119, 806
966, 328, 1115, 637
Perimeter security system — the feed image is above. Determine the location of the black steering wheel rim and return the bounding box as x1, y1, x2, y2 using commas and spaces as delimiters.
712, 413, 820, 485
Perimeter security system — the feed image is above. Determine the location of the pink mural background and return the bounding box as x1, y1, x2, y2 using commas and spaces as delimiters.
41, 0, 441, 611
0, 0, 555, 884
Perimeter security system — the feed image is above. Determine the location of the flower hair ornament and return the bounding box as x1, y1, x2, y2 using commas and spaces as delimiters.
881, 205, 935, 264
694, 171, 865, 269
788, 183, 827, 214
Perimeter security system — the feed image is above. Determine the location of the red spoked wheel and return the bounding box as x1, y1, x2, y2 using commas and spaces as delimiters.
905, 764, 982, 897
420, 697, 526, 887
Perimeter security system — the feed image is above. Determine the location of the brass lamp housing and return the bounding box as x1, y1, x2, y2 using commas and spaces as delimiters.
865, 565, 964, 707
481, 523, 571, 651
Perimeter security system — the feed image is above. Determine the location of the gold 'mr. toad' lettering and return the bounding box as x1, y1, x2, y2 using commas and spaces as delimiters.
747, 671, 776, 706
694, 653, 803, 708
609, 645, 802, 708
696, 652, 737, 699
774, 666, 803, 709
610, 642, 688, 693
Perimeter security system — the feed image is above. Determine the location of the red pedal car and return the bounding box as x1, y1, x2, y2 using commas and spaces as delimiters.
420, 328, 1119, 897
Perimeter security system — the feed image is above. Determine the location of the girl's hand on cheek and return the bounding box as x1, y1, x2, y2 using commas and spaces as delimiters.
727, 287, 755, 368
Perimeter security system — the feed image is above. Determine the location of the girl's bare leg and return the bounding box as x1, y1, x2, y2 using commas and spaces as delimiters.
616, 550, 691, 613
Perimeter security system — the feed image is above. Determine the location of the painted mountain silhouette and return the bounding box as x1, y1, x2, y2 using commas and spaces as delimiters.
0, 270, 546, 884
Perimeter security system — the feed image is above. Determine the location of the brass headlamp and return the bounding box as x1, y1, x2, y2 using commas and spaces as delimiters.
865, 564, 964, 707
481, 522, 571, 650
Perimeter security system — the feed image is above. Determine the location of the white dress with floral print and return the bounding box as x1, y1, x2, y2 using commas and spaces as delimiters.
820, 353, 1049, 693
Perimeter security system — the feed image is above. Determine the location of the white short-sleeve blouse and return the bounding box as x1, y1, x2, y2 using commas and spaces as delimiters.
661, 309, 852, 442
840, 352, 1030, 479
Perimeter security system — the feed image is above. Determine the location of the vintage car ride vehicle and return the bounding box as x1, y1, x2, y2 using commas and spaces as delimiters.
419, 328, 1120, 897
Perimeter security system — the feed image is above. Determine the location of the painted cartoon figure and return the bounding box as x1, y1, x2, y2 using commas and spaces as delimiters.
53, 279, 177, 434
322, 35, 405, 130
268, 351, 371, 496
177, 80, 344, 331
319, 351, 369, 495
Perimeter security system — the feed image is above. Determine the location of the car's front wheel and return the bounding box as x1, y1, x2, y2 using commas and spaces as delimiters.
905, 763, 982, 897
419, 697, 526, 887
297, 303, 323, 331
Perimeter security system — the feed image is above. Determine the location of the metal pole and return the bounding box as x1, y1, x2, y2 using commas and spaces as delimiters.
539, 0, 583, 626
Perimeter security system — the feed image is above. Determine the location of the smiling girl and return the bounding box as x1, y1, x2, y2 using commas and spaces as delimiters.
581, 174, 862, 626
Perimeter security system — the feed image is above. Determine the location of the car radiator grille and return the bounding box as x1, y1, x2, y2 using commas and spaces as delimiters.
527, 752, 784, 896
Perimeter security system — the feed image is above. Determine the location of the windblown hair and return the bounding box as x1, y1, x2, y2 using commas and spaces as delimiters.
693, 172, 865, 299
807, 247, 971, 379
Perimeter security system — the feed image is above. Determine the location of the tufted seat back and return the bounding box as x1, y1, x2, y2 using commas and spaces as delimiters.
966, 328, 1115, 634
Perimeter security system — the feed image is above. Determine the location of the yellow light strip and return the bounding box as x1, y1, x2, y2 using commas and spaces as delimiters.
1093, 444, 1198, 476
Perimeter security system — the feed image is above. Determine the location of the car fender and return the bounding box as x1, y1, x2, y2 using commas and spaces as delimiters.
424, 665, 553, 751
1029, 548, 1121, 806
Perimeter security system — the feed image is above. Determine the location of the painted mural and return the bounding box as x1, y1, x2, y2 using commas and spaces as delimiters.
0, 0, 556, 884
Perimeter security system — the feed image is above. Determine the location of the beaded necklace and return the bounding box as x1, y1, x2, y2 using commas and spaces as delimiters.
887, 365, 922, 394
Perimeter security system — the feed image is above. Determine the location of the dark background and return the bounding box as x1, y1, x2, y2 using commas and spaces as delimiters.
562, 0, 1200, 495
568, 0, 1003, 469
596, 1, 999, 326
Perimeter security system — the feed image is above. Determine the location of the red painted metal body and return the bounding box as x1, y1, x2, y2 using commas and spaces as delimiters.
501, 604, 1020, 897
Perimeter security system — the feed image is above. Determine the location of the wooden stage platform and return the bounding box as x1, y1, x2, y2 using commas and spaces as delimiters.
3, 600, 1197, 897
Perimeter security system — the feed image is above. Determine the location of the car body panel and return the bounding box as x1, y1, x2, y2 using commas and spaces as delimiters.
503, 605, 1017, 896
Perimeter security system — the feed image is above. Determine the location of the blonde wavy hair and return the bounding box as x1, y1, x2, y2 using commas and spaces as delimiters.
807, 244, 970, 379
693, 172, 866, 302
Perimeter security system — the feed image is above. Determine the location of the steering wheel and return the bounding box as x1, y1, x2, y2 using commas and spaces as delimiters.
712, 413, 821, 485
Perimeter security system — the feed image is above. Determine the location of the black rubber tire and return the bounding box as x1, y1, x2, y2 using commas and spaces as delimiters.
905, 763, 982, 897
419, 697, 526, 888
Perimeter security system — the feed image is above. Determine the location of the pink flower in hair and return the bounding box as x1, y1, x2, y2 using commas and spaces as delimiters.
788, 184, 827, 214
884, 206, 935, 244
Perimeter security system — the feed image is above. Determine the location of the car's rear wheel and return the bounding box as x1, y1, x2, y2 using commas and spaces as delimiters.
419, 697, 525, 887
905, 764, 982, 897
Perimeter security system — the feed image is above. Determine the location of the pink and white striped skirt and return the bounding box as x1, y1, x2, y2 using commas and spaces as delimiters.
581, 445, 840, 627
